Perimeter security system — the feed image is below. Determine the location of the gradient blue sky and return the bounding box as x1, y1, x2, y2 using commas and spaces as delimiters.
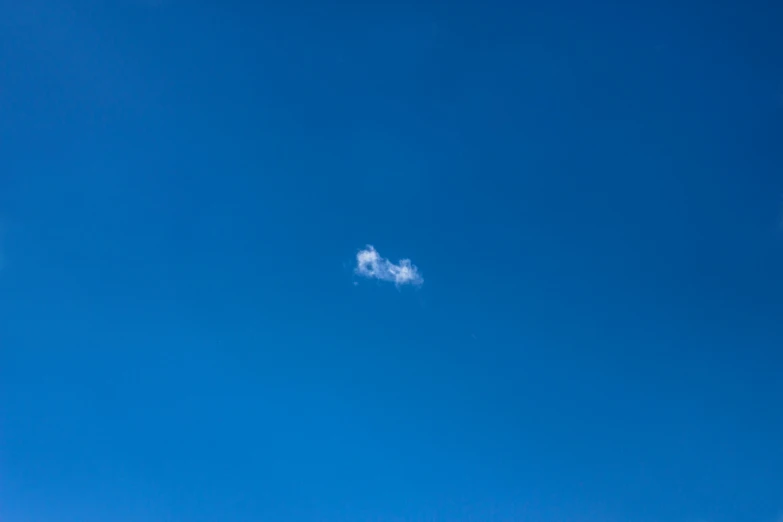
1, 1, 782, 521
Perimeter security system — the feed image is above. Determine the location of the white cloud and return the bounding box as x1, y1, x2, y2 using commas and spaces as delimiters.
355, 245, 423, 286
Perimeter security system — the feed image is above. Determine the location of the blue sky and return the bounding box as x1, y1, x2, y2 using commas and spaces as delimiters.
1, 1, 782, 521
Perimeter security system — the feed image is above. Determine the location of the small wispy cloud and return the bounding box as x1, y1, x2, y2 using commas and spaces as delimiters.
355, 245, 423, 286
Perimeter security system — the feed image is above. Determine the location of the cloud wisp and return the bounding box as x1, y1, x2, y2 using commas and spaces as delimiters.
355, 245, 423, 286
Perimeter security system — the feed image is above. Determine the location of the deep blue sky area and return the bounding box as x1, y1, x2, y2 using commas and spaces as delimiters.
1, 1, 782, 521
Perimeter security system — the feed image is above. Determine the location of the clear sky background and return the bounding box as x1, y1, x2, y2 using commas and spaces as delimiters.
1, 1, 782, 521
